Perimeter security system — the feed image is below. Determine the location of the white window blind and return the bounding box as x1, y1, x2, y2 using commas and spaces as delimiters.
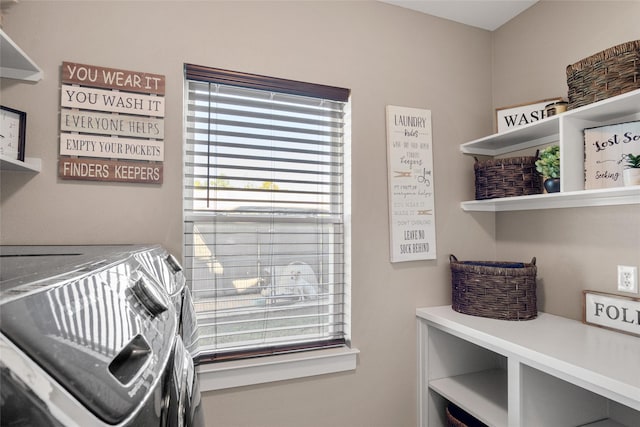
183, 65, 350, 362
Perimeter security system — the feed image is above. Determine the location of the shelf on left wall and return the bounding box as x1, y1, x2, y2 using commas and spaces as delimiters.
0, 155, 41, 172
0, 28, 43, 81
1, 29, 43, 172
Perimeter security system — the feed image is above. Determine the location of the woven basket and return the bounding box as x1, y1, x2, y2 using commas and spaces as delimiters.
474, 154, 542, 200
450, 254, 537, 321
446, 405, 488, 427
566, 40, 640, 110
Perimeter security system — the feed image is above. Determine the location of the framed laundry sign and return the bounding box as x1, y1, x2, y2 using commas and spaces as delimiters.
386, 105, 436, 262
584, 120, 640, 189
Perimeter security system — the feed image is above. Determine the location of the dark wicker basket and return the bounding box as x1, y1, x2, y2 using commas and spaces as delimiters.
450, 254, 537, 321
566, 40, 640, 110
446, 404, 488, 427
474, 155, 542, 200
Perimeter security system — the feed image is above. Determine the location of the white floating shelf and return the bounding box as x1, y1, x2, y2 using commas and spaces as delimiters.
461, 89, 640, 157
461, 186, 640, 211
0, 155, 42, 172
1, 29, 43, 82
461, 116, 560, 156
460, 89, 640, 211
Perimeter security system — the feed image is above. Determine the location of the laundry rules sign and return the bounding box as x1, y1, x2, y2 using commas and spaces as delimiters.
59, 62, 165, 184
386, 105, 436, 262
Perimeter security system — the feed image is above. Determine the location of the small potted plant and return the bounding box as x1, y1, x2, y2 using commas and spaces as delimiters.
623, 153, 640, 186
535, 145, 560, 193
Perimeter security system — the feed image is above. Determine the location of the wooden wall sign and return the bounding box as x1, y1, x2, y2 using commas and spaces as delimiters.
583, 290, 640, 337
61, 85, 164, 117
61, 110, 164, 139
59, 61, 165, 184
583, 120, 640, 189
59, 157, 162, 184
60, 134, 163, 162
386, 105, 437, 262
62, 62, 165, 95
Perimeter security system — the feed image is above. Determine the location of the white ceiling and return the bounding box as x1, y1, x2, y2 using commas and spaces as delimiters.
380, 0, 539, 31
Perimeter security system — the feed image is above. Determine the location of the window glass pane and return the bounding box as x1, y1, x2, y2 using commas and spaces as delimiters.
185, 219, 344, 354
184, 67, 349, 361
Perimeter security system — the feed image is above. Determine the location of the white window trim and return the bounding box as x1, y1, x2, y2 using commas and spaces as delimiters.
197, 346, 359, 391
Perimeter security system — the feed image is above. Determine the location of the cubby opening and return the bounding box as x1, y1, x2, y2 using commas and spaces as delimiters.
427, 327, 508, 427
521, 365, 640, 427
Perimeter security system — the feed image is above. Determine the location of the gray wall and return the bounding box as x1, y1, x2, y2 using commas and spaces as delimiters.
491, 0, 640, 320
0, 1, 637, 426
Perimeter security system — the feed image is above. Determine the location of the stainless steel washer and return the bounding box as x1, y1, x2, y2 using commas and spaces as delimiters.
0, 245, 204, 427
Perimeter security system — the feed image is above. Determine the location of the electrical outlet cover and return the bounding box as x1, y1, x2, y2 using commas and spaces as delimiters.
617, 265, 638, 293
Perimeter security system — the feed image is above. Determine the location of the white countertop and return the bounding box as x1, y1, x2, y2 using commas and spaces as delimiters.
417, 305, 640, 409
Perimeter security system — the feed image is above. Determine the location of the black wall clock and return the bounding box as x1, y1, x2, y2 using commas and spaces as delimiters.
1, 105, 27, 161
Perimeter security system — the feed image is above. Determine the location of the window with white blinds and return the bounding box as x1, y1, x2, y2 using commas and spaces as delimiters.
183, 64, 351, 362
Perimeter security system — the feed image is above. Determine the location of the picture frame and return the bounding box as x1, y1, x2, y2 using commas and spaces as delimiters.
583, 120, 640, 189
385, 105, 437, 262
1, 105, 27, 161
495, 98, 563, 133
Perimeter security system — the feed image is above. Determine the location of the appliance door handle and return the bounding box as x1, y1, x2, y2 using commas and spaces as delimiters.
165, 254, 183, 273
108, 335, 151, 385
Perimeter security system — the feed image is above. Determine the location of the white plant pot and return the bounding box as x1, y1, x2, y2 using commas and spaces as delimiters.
623, 168, 640, 186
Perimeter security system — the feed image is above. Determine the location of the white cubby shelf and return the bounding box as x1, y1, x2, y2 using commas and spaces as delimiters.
417, 305, 640, 427
461, 89, 640, 211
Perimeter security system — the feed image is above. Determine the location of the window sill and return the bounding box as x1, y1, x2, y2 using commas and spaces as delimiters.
196, 346, 359, 391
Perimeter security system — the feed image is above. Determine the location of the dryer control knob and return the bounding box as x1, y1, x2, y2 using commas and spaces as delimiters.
132, 275, 168, 316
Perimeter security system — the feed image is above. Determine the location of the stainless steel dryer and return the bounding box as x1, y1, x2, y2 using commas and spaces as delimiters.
0, 245, 204, 427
